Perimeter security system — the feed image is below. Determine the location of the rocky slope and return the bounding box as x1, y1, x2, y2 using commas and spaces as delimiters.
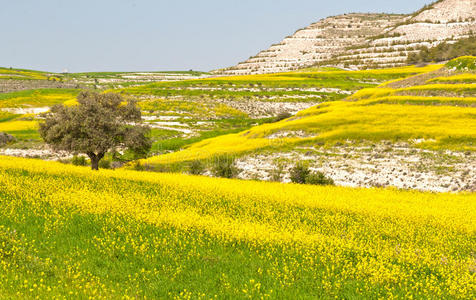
220, 0, 476, 74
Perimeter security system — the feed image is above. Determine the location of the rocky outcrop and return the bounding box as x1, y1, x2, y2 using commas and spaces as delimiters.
220, 0, 476, 74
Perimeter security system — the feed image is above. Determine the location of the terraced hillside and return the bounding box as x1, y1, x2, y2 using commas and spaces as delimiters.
0, 156, 474, 298
335, 0, 476, 69
139, 57, 476, 193
0, 65, 433, 160
219, 13, 406, 74
221, 0, 476, 74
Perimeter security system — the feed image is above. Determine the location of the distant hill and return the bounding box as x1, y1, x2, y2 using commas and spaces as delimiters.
220, 0, 476, 74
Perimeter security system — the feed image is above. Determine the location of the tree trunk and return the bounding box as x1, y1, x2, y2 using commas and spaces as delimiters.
87, 152, 105, 171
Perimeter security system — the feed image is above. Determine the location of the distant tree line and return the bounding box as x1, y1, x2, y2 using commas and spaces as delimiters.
407, 36, 476, 64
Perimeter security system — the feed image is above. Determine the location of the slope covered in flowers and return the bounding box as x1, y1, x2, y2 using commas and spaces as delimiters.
0, 156, 474, 298
140, 58, 475, 167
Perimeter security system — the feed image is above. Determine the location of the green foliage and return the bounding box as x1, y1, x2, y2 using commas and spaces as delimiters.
290, 163, 334, 185
71, 155, 87, 166
39, 91, 151, 170
98, 159, 112, 169
407, 36, 476, 64
212, 156, 238, 178
289, 162, 310, 184
189, 160, 205, 175
305, 171, 335, 186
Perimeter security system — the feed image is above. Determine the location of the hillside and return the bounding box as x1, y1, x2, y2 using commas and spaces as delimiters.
0, 156, 474, 298
0, 64, 431, 160
138, 57, 476, 192
1, 59, 474, 192
221, 0, 476, 74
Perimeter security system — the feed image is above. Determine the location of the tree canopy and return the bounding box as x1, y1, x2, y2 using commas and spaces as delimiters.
407, 36, 476, 64
39, 91, 151, 170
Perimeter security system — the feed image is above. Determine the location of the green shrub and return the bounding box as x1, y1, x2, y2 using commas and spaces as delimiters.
290, 162, 310, 184
71, 155, 87, 166
99, 159, 112, 169
189, 160, 205, 175
305, 171, 335, 186
212, 156, 238, 178
407, 36, 476, 64
290, 162, 334, 185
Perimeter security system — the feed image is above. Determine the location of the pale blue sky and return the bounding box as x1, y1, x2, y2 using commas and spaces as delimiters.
0, 0, 434, 72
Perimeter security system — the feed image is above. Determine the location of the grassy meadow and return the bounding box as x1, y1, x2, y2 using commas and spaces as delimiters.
0, 156, 474, 298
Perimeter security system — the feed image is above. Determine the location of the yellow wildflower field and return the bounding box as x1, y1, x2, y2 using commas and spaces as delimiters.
0, 156, 474, 298
0, 120, 38, 132
141, 59, 475, 167
142, 98, 476, 165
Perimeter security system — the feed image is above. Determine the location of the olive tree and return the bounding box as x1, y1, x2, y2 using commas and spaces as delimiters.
39, 91, 151, 170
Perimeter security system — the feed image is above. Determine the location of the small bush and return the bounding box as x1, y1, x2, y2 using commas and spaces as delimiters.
72, 155, 87, 166
189, 160, 205, 175
290, 162, 334, 185
290, 162, 310, 184
99, 159, 112, 169
305, 172, 335, 186
212, 156, 238, 178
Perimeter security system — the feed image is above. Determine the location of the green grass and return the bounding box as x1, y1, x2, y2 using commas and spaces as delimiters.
3, 129, 41, 142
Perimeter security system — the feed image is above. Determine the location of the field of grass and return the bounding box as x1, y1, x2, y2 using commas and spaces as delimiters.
0, 156, 474, 298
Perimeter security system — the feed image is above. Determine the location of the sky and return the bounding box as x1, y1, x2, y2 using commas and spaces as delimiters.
0, 0, 435, 72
